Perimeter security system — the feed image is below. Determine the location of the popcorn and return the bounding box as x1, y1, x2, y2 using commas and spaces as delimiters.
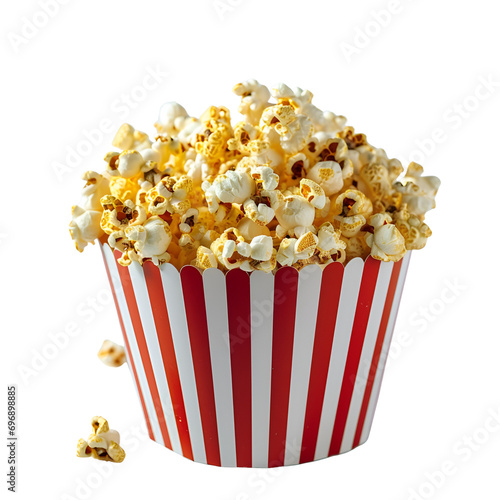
250, 235, 274, 261
261, 104, 314, 155
277, 237, 298, 266
193, 245, 218, 270
306, 161, 345, 196
274, 195, 316, 236
146, 176, 192, 216
100, 196, 147, 235
112, 123, 135, 150
71, 80, 439, 272
236, 217, 271, 240
179, 208, 199, 233
286, 152, 309, 179
113, 150, 145, 178
211, 228, 246, 270
204, 170, 255, 210
155, 102, 190, 136
76, 417, 125, 463
295, 231, 319, 260
299, 178, 326, 209
394, 162, 441, 217
80, 171, 110, 211
126, 216, 172, 263
97, 340, 126, 367
272, 83, 346, 133
243, 199, 275, 225
364, 213, 407, 262
233, 79, 271, 125
251, 166, 279, 192
69, 206, 103, 252
393, 204, 432, 250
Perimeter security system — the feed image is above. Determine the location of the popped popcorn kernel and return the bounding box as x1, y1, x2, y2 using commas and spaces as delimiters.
76, 417, 125, 463
97, 340, 126, 367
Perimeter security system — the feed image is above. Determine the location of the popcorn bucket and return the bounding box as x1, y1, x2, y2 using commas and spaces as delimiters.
100, 242, 410, 467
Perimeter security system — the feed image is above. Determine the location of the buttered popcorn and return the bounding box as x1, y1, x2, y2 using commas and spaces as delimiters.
70, 80, 440, 271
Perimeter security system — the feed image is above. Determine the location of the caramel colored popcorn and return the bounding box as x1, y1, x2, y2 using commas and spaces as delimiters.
76, 417, 125, 463
70, 80, 440, 270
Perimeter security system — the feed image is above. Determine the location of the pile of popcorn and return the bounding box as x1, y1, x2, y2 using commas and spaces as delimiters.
69, 80, 440, 273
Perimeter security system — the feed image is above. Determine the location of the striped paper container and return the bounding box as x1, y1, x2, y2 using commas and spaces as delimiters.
100, 242, 410, 467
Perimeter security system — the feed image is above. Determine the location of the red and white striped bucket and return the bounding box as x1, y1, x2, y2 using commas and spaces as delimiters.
100, 242, 410, 467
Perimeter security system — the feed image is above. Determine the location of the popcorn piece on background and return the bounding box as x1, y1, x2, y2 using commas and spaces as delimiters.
69, 206, 104, 252
80, 171, 110, 211
233, 79, 271, 125
97, 340, 126, 367
76, 417, 125, 463
394, 162, 441, 217
155, 102, 190, 136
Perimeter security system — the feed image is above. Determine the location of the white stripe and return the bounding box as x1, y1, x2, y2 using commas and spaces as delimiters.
284, 265, 322, 465
101, 245, 136, 378
339, 261, 393, 453
160, 264, 207, 464
360, 252, 412, 444
250, 270, 275, 467
314, 258, 364, 460
128, 262, 182, 455
203, 268, 237, 467
102, 245, 164, 446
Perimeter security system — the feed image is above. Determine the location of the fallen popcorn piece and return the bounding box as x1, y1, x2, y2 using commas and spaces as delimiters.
97, 340, 126, 367
76, 417, 125, 463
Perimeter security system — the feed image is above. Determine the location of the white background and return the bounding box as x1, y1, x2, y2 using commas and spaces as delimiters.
2, 0, 500, 499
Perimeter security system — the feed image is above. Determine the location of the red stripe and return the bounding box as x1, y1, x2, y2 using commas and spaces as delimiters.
143, 261, 194, 460
329, 257, 381, 456
226, 269, 252, 467
180, 266, 221, 466
115, 255, 172, 450
299, 262, 344, 463
352, 259, 403, 448
100, 246, 154, 440
268, 266, 299, 467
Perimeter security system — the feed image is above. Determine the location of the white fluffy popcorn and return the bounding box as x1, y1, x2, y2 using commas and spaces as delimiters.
243, 199, 275, 225
233, 79, 271, 125
113, 151, 145, 178
365, 213, 406, 262
155, 102, 190, 136
394, 162, 441, 217
250, 235, 273, 261
307, 161, 344, 196
274, 195, 316, 232
203, 170, 255, 212
272, 83, 347, 133
80, 171, 110, 211
125, 216, 172, 263
69, 206, 104, 252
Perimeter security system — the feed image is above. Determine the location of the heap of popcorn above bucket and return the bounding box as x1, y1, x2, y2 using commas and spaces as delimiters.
69, 80, 440, 271
69, 80, 440, 468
